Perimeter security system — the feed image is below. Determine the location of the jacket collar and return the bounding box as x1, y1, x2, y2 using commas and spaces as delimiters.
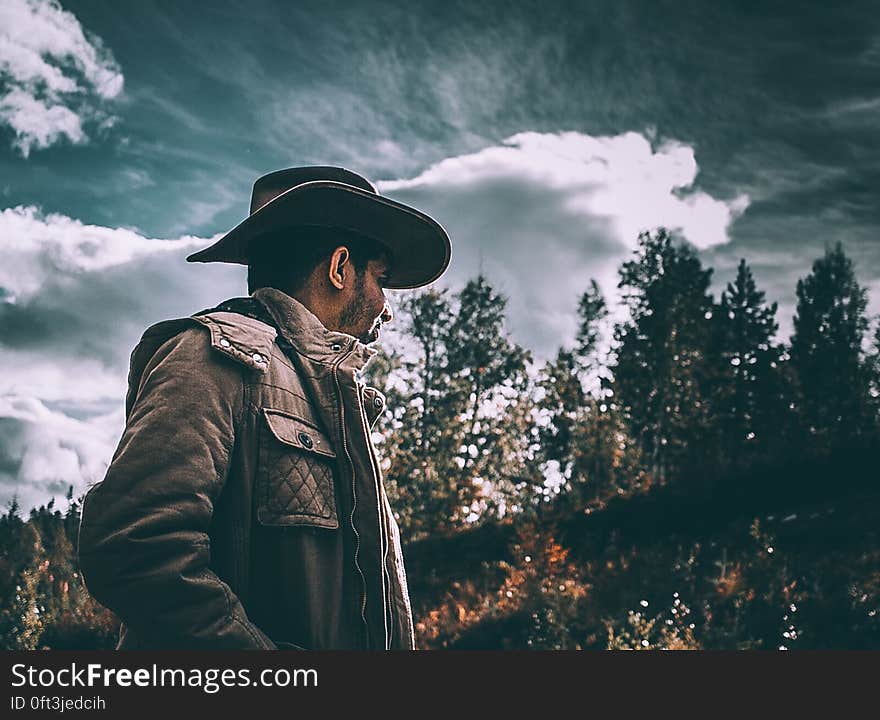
252, 287, 378, 369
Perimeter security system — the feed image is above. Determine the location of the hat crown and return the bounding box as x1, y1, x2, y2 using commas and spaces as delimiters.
250, 166, 376, 215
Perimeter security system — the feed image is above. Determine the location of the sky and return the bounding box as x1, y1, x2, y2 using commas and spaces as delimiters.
1, 0, 879, 512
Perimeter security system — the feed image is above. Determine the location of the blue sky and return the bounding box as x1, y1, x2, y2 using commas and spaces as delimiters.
1, 0, 879, 511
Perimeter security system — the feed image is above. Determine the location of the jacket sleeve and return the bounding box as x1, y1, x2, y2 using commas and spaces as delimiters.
77, 326, 276, 649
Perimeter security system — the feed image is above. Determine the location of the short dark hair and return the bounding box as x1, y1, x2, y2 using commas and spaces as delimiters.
247, 226, 392, 295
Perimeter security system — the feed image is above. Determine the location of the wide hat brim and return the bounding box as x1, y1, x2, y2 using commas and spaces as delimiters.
186, 180, 451, 290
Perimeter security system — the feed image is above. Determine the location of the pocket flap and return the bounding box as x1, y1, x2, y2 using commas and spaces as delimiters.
262, 409, 336, 458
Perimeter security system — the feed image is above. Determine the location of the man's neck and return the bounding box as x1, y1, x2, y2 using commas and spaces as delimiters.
251, 287, 376, 367
290, 288, 337, 334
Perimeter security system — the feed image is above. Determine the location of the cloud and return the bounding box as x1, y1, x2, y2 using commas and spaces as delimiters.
0, 87, 84, 149
379, 131, 748, 356
381, 131, 748, 251
0, 395, 122, 515
0, 204, 245, 512
0, 205, 206, 302
0, 0, 124, 156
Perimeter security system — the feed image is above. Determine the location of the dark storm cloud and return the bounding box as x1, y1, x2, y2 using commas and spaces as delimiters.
6, 1, 879, 266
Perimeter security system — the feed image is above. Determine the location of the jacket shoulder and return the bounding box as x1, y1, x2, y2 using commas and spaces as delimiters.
125, 312, 278, 417
129, 309, 274, 385
136, 313, 276, 372
189, 310, 277, 372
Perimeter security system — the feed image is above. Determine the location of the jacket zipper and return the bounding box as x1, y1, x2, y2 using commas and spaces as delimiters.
358, 380, 393, 649
332, 347, 374, 648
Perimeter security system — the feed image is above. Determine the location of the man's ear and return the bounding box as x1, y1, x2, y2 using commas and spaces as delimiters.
328, 246, 350, 290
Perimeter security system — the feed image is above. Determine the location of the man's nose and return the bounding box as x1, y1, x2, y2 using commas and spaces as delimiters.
380, 303, 393, 324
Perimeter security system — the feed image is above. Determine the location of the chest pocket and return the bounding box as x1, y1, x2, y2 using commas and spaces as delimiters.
257, 408, 339, 529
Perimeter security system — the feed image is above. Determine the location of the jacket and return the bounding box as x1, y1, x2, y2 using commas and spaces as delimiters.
77, 286, 415, 650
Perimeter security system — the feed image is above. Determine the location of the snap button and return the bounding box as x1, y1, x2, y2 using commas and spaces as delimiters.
219, 337, 231, 347
298, 432, 313, 449
373, 396, 384, 408
251, 352, 265, 364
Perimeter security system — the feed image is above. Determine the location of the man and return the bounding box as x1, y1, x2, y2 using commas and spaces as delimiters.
77, 167, 451, 650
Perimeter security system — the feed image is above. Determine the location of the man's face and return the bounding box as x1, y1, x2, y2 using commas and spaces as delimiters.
337, 255, 393, 344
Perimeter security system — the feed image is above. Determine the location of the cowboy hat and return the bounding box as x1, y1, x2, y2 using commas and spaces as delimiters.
186, 166, 451, 290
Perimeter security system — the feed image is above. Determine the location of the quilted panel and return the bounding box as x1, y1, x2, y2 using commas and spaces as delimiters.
258, 408, 339, 529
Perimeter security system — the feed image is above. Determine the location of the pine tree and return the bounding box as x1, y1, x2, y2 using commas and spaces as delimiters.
374, 279, 534, 536
374, 288, 460, 539
536, 278, 635, 509
790, 243, 871, 450
611, 229, 715, 485
575, 279, 609, 379
711, 259, 784, 466
0, 519, 47, 649
537, 347, 586, 495
443, 275, 533, 524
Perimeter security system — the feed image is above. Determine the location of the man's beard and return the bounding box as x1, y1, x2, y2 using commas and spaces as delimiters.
338, 272, 376, 344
